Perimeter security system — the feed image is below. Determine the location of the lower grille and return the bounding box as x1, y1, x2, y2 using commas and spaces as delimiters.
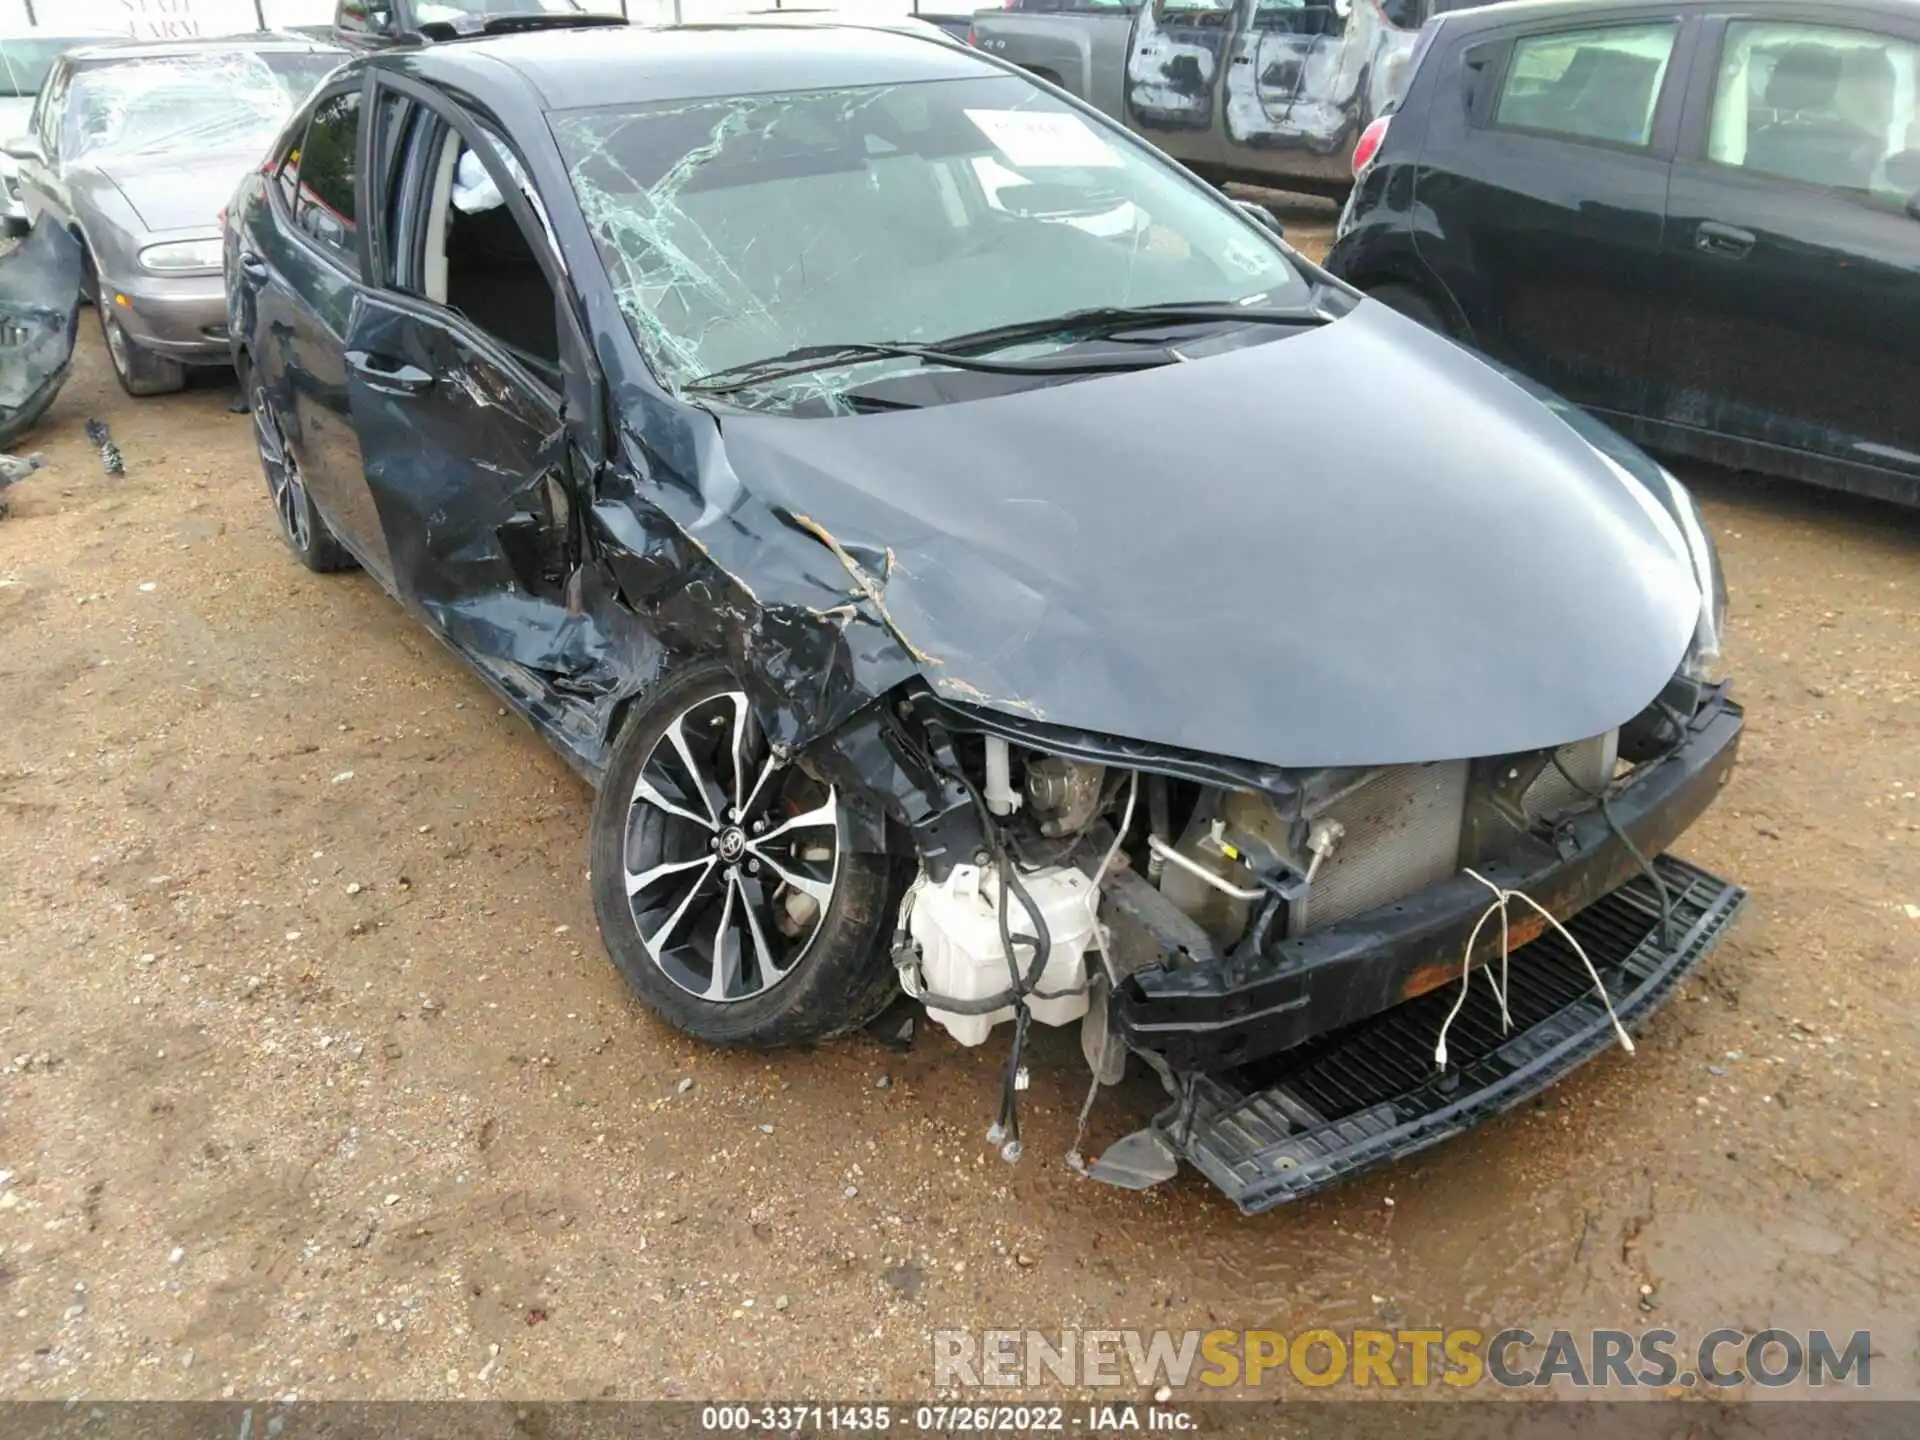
1158, 854, 1745, 1213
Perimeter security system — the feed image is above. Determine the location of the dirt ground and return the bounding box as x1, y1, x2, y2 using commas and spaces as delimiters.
1, 267, 1917, 1405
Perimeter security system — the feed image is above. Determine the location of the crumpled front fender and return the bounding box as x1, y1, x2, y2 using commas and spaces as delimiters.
0, 219, 82, 450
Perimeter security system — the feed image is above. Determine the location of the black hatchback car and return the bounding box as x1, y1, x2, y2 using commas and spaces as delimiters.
223, 20, 1745, 1213
1327, 0, 1920, 509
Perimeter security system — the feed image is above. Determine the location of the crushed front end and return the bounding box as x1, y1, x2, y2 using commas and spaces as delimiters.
864, 674, 1745, 1213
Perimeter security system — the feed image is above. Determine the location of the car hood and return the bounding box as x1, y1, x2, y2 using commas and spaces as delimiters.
713, 303, 1703, 769
93, 149, 256, 234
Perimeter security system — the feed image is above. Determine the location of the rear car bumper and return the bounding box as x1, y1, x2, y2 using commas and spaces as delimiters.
99, 271, 230, 363
1115, 686, 1743, 1071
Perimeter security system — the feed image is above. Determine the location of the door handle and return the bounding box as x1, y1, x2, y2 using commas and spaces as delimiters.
1233, 54, 1251, 63
345, 349, 434, 396
1695, 221, 1755, 259
237, 252, 269, 285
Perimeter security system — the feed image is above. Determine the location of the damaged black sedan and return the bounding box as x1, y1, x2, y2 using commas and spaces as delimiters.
224, 20, 1746, 1213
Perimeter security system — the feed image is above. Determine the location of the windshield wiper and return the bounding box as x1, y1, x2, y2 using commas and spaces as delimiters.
928, 300, 1334, 355
683, 339, 1176, 397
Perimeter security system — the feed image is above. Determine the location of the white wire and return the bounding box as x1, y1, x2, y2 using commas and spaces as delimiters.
1432, 868, 1636, 1071
1093, 770, 1140, 887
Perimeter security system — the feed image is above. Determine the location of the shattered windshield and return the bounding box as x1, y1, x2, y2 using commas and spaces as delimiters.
552, 76, 1306, 406
63, 50, 342, 163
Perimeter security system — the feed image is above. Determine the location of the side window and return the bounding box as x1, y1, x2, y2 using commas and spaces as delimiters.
1249, 0, 1348, 40
414, 118, 561, 373
294, 91, 362, 265
1706, 22, 1920, 201
338, 1, 398, 35
34, 65, 65, 156
1494, 23, 1679, 148
1155, 0, 1234, 26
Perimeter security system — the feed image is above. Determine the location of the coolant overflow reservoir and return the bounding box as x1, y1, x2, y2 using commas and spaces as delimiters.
909, 864, 1096, 1046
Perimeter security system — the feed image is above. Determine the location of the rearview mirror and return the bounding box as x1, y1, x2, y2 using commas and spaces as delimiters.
2, 134, 44, 166
1234, 198, 1285, 239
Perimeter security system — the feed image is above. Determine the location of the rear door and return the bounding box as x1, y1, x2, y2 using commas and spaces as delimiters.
1127, 0, 1239, 171
1646, 8, 1920, 490
1414, 12, 1694, 417
1219, 0, 1412, 189
342, 75, 609, 710
245, 78, 393, 585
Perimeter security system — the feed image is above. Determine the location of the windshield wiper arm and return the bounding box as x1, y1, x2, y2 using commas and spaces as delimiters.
682, 339, 1174, 396
927, 300, 1333, 355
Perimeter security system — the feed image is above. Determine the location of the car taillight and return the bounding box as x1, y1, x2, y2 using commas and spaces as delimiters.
967, 24, 978, 43
1352, 114, 1391, 178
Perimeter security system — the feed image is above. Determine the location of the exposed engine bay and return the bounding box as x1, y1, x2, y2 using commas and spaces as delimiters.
879, 678, 1742, 1196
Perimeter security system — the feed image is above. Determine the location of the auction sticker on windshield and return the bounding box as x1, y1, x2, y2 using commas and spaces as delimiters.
964, 109, 1121, 168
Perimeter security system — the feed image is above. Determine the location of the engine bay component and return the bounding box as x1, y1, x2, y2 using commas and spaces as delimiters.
1025, 755, 1106, 837
906, 862, 1096, 1046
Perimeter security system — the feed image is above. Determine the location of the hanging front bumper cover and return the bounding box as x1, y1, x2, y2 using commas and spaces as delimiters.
1093, 854, 1745, 1213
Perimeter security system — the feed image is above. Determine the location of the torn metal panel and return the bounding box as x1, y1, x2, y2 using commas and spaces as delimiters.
0, 219, 80, 450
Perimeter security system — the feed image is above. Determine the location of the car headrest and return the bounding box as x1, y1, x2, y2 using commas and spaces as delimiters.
1763, 44, 1844, 111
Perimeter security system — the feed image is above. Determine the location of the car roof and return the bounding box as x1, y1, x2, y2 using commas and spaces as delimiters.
385, 20, 992, 112
1435, 0, 1920, 28
61, 33, 346, 68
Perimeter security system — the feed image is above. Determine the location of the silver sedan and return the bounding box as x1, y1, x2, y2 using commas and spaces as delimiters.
4, 33, 343, 396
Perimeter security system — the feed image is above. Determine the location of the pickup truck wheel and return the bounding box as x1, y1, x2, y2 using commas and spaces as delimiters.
1366, 282, 1454, 338
99, 304, 186, 397
589, 662, 898, 1048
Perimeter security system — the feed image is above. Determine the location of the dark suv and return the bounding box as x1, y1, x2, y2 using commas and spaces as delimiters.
1326, 0, 1920, 510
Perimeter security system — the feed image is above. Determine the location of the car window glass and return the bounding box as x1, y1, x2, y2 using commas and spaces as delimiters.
1494, 22, 1678, 147
61, 50, 342, 164
553, 74, 1306, 409
1156, 0, 1233, 22
1250, 0, 1349, 39
1707, 21, 1920, 202
294, 90, 361, 264
338, 1, 397, 34
414, 117, 560, 372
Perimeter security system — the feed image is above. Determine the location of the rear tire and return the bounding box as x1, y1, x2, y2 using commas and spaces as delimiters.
99, 303, 186, 397
1366, 282, 1454, 337
243, 359, 352, 574
589, 661, 898, 1048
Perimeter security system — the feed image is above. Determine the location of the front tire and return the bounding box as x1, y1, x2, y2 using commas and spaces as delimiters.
98, 303, 185, 397
589, 662, 897, 1047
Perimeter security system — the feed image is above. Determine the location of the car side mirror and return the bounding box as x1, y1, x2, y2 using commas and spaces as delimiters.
1234, 198, 1285, 239
2, 134, 44, 165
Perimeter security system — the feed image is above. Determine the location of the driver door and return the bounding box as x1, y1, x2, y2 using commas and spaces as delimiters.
345, 78, 612, 711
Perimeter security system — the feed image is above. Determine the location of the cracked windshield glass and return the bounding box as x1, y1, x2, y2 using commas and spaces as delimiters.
64, 51, 345, 164
551, 76, 1307, 412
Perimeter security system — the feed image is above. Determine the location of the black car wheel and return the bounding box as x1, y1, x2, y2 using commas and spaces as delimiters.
589, 661, 897, 1047
1366, 282, 1454, 337
247, 371, 352, 574
98, 303, 186, 397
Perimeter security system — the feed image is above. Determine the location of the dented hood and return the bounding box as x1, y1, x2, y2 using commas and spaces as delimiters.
713, 304, 1704, 769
